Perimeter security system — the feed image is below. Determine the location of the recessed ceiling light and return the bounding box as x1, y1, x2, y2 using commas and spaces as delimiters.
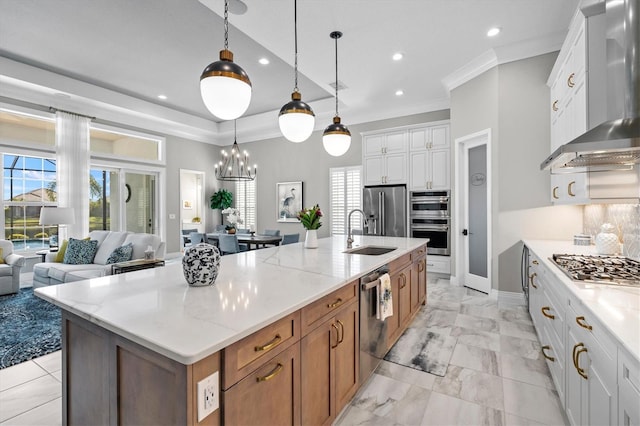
395, 90, 404, 96
258, 58, 270, 65
487, 27, 501, 37
157, 94, 167, 100
392, 52, 403, 61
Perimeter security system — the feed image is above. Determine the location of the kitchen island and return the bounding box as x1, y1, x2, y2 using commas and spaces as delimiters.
35, 235, 429, 425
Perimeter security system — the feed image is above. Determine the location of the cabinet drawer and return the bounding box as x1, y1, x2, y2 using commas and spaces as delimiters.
618, 347, 640, 426
301, 281, 357, 335
541, 288, 565, 344
223, 311, 300, 389
540, 325, 565, 405
223, 343, 300, 426
425, 256, 450, 275
411, 245, 427, 261
389, 252, 412, 274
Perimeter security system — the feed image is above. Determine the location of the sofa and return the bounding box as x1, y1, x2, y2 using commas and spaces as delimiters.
0, 240, 26, 295
33, 230, 166, 287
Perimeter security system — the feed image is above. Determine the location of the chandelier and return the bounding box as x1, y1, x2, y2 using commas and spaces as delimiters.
215, 121, 256, 181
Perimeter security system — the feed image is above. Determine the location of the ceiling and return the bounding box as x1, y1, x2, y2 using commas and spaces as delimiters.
0, 0, 580, 144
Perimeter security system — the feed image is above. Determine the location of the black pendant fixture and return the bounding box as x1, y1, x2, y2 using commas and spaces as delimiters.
322, 31, 351, 157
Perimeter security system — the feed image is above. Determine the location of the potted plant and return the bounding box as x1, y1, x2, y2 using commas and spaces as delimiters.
210, 189, 233, 224
297, 204, 322, 248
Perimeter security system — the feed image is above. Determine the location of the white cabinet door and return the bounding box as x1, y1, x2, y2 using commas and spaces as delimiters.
430, 149, 450, 190
618, 348, 640, 426
363, 135, 384, 156
385, 153, 407, 184
430, 125, 450, 149
363, 156, 384, 185
385, 131, 406, 154
409, 151, 428, 190
409, 128, 428, 151
550, 173, 588, 204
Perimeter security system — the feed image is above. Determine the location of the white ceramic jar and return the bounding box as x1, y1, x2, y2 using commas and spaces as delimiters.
595, 223, 620, 255
182, 243, 221, 286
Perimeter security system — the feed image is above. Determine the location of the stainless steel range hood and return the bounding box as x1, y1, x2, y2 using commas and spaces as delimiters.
541, 0, 640, 171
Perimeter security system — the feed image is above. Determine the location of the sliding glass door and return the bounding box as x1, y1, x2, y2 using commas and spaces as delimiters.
124, 172, 156, 234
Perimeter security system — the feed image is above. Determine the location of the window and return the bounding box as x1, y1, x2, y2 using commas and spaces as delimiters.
330, 166, 362, 235
235, 179, 256, 231
2, 154, 57, 250
90, 124, 162, 163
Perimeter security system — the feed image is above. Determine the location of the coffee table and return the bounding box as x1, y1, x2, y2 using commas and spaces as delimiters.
111, 259, 165, 275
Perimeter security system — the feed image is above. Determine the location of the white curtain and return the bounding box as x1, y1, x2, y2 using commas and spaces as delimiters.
56, 111, 90, 239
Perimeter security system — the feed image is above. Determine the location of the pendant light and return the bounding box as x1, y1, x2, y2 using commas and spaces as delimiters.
215, 121, 256, 181
323, 31, 351, 157
200, 0, 252, 120
278, 0, 315, 143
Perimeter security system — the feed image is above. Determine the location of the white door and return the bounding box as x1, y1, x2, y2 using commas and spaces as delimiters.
455, 130, 491, 294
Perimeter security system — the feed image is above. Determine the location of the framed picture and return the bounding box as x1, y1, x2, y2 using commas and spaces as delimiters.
183, 200, 192, 209
276, 181, 303, 222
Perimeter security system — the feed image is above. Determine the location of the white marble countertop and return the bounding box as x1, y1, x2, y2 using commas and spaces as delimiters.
35, 235, 428, 365
523, 240, 640, 362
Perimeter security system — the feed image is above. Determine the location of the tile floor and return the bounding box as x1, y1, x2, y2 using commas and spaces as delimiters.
335, 279, 568, 426
0, 279, 568, 425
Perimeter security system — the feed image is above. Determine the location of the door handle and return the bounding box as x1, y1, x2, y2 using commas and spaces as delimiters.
462, 229, 468, 236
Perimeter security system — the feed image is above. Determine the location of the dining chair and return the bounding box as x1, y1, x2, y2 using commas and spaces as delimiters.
262, 229, 281, 236
214, 224, 226, 232
181, 228, 197, 247
281, 233, 300, 245
218, 234, 240, 255
189, 232, 207, 245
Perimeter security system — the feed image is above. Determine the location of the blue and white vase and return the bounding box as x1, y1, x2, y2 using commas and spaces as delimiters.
182, 243, 221, 286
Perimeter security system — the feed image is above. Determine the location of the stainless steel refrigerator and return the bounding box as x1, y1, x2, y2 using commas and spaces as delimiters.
362, 184, 407, 237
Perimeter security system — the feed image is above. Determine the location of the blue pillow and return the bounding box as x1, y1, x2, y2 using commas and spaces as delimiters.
63, 238, 99, 265
106, 243, 134, 264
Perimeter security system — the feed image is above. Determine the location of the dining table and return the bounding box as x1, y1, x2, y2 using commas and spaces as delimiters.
205, 232, 282, 250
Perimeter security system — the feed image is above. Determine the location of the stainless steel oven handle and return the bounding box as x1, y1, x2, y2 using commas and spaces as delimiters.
361, 278, 381, 291
411, 197, 449, 203
412, 225, 449, 231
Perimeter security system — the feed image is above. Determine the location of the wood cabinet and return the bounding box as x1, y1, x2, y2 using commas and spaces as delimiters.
223, 344, 300, 426
411, 246, 427, 311
386, 250, 423, 348
300, 284, 358, 426
61, 310, 221, 426
362, 121, 450, 188
565, 298, 617, 426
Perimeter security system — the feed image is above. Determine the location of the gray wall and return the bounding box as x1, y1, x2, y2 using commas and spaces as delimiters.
451, 52, 583, 293
236, 110, 450, 239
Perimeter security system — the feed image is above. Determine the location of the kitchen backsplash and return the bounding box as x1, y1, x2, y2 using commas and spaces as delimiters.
583, 204, 640, 260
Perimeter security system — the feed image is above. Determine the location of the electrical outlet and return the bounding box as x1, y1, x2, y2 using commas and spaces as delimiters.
197, 371, 219, 422
169, 213, 176, 219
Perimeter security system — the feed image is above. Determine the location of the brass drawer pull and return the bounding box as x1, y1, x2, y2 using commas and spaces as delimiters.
541, 306, 555, 320
541, 345, 555, 362
331, 323, 340, 348
568, 181, 576, 197
256, 363, 283, 382
567, 72, 575, 87
400, 273, 407, 289
573, 343, 588, 380
576, 316, 592, 331
327, 298, 343, 309
552, 100, 559, 111
532, 260, 539, 265
337, 320, 345, 344
529, 273, 538, 289
254, 334, 282, 352
552, 186, 559, 199
418, 260, 425, 273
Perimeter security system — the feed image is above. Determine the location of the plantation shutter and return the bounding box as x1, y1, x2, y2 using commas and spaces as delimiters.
329, 166, 362, 235
235, 178, 256, 230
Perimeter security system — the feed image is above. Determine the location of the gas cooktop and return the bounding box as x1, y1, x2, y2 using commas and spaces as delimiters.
551, 254, 640, 287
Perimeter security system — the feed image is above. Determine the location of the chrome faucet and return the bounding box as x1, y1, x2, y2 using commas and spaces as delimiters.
347, 209, 367, 249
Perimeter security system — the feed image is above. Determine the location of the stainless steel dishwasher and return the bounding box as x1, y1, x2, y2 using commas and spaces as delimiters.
359, 264, 390, 382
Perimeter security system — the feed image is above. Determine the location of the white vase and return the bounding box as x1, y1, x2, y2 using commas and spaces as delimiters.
304, 229, 318, 249
595, 223, 619, 255
182, 243, 221, 286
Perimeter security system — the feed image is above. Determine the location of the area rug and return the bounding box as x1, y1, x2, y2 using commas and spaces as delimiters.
0, 288, 61, 369
384, 327, 456, 377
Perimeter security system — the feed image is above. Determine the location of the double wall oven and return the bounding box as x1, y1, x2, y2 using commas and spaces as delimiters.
409, 190, 450, 255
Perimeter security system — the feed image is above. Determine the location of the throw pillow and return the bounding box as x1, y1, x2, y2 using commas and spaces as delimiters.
55, 240, 69, 263
0, 247, 4, 264
63, 238, 99, 265
106, 243, 134, 264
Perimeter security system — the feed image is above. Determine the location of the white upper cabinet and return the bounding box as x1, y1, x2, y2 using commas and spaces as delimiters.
362, 130, 407, 185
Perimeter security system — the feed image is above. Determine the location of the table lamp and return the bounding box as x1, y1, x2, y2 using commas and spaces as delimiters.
39, 207, 76, 250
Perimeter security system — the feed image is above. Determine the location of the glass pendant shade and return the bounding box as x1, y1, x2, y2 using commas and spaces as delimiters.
279, 92, 315, 142
322, 116, 351, 157
200, 49, 252, 120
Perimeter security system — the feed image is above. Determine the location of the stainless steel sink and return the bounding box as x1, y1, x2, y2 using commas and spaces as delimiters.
343, 245, 397, 255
